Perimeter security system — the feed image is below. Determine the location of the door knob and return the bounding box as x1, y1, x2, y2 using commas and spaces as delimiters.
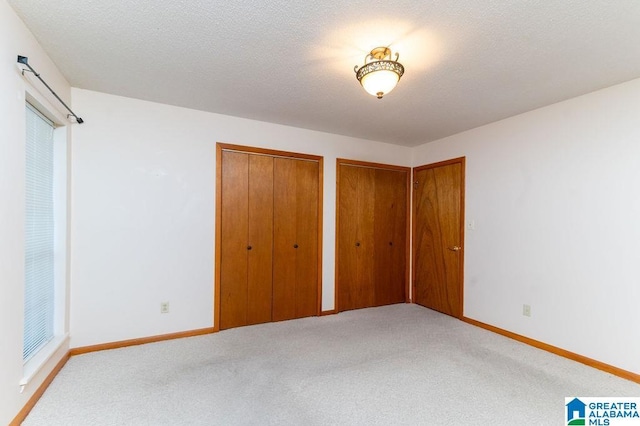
247, 245, 252, 250
293, 244, 299, 249
355, 242, 360, 247
448, 246, 461, 251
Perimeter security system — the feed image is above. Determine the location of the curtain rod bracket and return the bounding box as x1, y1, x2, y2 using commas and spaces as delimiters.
17, 55, 84, 124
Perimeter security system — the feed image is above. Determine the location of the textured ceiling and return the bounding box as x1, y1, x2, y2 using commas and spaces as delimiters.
8, 0, 640, 146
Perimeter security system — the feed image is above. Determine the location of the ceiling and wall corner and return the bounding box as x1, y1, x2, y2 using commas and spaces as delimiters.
7, 0, 640, 146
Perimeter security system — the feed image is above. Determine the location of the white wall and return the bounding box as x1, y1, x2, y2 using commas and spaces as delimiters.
0, 0, 72, 423
4, 5, 638, 421
69, 88, 412, 348
412, 78, 640, 374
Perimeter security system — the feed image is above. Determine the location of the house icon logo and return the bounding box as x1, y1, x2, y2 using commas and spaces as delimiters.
566, 398, 587, 425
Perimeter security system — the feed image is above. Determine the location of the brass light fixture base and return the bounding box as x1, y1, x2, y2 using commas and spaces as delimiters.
369, 47, 391, 60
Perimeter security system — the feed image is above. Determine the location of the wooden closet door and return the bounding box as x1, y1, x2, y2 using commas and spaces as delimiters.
389, 170, 408, 303
220, 152, 274, 329
337, 165, 358, 311
272, 158, 319, 321
220, 151, 249, 330
338, 165, 375, 311
273, 158, 297, 321
246, 155, 274, 325
373, 168, 407, 306
294, 160, 319, 318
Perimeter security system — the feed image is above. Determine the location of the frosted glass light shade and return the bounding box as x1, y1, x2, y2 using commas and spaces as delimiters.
354, 47, 404, 99
360, 69, 400, 98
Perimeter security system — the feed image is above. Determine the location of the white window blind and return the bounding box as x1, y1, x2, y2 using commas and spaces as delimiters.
24, 102, 55, 361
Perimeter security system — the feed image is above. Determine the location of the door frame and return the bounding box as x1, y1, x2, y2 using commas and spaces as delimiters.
335, 158, 412, 312
214, 143, 324, 331
412, 157, 466, 318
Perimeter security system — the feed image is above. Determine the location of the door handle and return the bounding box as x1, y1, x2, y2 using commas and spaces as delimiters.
355, 242, 360, 247
448, 245, 461, 251
293, 244, 299, 249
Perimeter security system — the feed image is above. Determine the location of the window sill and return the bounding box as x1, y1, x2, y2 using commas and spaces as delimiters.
20, 333, 69, 393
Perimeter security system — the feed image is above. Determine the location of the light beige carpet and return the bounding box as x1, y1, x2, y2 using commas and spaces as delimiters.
23, 304, 639, 425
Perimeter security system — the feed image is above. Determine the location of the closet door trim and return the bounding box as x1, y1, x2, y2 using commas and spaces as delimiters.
335, 158, 411, 312
336, 159, 410, 172
215, 143, 323, 331
218, 143, 322, 162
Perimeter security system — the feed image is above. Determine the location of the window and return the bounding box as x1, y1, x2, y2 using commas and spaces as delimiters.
24, 102, 55, 361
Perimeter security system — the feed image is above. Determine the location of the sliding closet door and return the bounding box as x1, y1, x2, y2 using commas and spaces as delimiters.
337, 164, 375, 311
220, 151, 250, 329
337, 161, 409, 312
373, 168, 407, 306
272, 157, 319, 321
220, 151, 274, 329
293, 159, 319, 318
216, 143, 323, 331
246, 155, 274, 325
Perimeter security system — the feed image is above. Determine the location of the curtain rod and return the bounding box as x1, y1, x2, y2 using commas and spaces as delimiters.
17, 55, 84, 124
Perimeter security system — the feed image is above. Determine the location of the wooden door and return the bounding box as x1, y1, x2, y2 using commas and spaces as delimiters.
220, 152, 273, 329
246, 155, 274, 325
337, 162, 410, 311
293, 160, 319, 318
216, 143, 323, 331
220, 151, 249, 329
413, 158, 465, 318
337, 164, 375, 311
373, 168, 407, 306
272, 157, 319, 321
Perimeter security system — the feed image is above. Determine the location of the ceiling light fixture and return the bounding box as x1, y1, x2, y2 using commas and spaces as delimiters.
354, 47, 404, 99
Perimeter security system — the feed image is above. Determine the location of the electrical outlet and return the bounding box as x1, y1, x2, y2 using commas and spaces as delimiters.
523, 304, 531, 317
160, 302, 170, 314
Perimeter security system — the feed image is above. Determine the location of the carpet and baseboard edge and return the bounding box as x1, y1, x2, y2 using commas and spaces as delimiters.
462, 316, 640, 384
68, 327, 216, 356
11, 316, 638, 424
10, 353, 70, 426
10, 327, 215, 424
